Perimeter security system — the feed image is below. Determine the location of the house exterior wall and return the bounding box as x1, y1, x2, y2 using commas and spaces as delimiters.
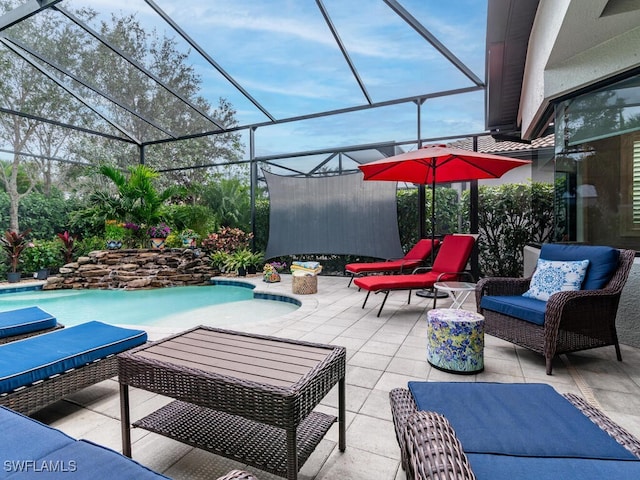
520, 0, 640, 139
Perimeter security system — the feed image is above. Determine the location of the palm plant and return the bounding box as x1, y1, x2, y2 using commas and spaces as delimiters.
83, 165, 184, 229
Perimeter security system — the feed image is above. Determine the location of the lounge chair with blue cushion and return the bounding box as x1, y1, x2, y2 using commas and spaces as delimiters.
390, 382, 640, 480
0, 320, 148, 415
476, 244, 635, 374
0, 306, 62, 344
0, 405, 259, 479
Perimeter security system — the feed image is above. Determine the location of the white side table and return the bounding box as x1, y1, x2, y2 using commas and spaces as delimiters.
433, 281, 476, 309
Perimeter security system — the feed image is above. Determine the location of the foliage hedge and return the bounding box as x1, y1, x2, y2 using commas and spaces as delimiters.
0, 182, 554, 279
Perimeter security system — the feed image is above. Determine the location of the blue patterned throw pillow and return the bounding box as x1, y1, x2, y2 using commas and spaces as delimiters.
522, 258, 590, 302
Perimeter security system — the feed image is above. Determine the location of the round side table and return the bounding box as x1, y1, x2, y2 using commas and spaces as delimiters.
426, 308, 484, 374
433, 281, 476, 309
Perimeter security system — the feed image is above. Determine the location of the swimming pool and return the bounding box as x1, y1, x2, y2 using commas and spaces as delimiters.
0, 283, 300, 329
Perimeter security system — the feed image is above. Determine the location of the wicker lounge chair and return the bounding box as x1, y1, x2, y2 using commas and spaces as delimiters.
354, 234, 475, 316
476, 244, 635, 374
390, 383, 640, 480
345, 238, 440, 287
0, 320, 147, 415
0, 306, 63, 344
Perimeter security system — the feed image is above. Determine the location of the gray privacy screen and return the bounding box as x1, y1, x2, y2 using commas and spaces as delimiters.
264, 171, 404, 260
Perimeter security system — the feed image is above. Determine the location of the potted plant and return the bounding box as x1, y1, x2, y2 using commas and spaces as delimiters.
147, 223, 171, 249
105, 220, 126, 249
247, 251, 265, 274
1, 229, 32, 282
179, 228, 200, 248
22, 239, 59, 279
224, 248, 254, 276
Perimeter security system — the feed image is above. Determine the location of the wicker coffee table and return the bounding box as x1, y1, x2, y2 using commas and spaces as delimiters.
118, 326, 346, 480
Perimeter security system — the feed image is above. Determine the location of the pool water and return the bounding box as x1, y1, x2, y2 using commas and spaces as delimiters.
0, 285, 299, 329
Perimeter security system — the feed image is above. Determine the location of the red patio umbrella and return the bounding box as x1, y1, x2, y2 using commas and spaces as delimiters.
358, 143, 531, 259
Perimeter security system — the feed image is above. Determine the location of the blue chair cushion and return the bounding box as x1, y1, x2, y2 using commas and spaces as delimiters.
408, 382, 636, 460
0, 406, 168, 479
480, 295, 547, 325
467, 454, 640, 480
540, 244, 619, 290
0, 321, 147, 394
4, 440, 171, 479
0, 307, 57, 338
0, 406, 74, 468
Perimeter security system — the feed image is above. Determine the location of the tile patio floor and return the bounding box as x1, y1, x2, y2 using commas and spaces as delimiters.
31, 274, 640, 480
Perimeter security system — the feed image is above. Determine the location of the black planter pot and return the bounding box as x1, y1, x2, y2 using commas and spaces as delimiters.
7, 272, 20, 283
35, 268, 49, 280
237, 267, 247, 277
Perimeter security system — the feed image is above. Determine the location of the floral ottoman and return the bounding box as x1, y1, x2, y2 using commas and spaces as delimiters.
426, 308, 484, 374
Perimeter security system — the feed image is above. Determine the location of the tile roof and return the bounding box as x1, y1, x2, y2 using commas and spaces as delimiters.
448, 134, 554, 153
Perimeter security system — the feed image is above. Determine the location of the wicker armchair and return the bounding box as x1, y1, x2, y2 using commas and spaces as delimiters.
476, 248, 635, 375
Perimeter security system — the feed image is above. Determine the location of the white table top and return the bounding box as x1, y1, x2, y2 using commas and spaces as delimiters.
434, 281, 476, 291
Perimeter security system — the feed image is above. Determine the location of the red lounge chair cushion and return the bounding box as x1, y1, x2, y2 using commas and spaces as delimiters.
353, 235, 474, 291
345, 239, 439, 274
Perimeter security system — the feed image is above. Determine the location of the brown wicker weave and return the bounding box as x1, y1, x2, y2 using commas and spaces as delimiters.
390, 387, 640, 480
118, 326, 346, 480
475, 248, 635, 374
0, 354, 119, 415
0, 322, 64, 344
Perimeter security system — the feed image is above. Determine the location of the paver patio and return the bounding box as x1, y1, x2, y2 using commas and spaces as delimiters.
30, 274, 640, 480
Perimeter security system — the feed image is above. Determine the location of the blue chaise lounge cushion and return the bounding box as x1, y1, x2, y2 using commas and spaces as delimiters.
0, 321, 147, 394
0, 306, 57, 339
479, 295, 546, 325
467, 453, 640, 480
408, 382, 636, 461
540, 244, 619, 290
0, 406, 169, 479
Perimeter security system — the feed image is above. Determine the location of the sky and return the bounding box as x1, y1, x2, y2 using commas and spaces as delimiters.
48, 1, 489, 161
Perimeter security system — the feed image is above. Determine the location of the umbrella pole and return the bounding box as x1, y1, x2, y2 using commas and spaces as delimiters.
417, 158, 448, 300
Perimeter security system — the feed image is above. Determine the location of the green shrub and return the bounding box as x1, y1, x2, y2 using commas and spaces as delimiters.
75, 236, 107, 257
22, 239, 62, 273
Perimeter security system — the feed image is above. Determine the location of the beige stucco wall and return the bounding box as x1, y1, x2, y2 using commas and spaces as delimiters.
520, 0, 640, 139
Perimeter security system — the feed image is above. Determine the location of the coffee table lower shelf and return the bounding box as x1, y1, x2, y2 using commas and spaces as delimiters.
133, 400, 336, 477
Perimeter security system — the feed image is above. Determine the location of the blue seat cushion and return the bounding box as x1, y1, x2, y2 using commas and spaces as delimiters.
540, 244, 619, 290
0, 307, 57, 338
480, 295, 546, 325
4, 440, 170, 479
0, 406, 168, 479
408, 382, 636, 460
467, 454, 640, 480
0, 406, 74, 469
0, 321, 147, 394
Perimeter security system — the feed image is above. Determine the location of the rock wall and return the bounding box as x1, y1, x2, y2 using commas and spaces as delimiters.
44, 248, 218, 290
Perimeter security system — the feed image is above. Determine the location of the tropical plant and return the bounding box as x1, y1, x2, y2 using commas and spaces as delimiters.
223, 248, 254, 274
210, 250, 230, 271
201, 227, 253, 254
57, 231, 77, 264
82, 165, 183, 228
0, 229, 32, 272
